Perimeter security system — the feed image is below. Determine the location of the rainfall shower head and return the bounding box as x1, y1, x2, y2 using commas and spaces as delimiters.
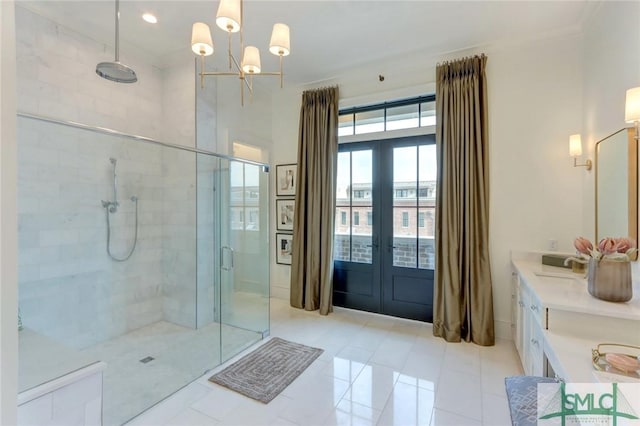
96, 61, 137, 84
96, 0, 137, 83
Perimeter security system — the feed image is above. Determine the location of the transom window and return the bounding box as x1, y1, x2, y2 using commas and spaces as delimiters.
339, 95, 435, 137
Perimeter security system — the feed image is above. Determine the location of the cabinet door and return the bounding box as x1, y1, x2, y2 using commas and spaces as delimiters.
529, 320, 544, 376
511, 272, 518, 342
519, 284, 531, 374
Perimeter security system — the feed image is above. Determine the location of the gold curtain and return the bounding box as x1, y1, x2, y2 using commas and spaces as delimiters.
433, 55, 495, 346
290, 86, 339, 315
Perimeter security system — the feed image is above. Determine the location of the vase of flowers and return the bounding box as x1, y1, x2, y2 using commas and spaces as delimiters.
569, 237, 636, 303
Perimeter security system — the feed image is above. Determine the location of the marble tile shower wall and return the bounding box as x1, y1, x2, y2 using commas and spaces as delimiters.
17, 120, 166, 348
16, 7, 204, 347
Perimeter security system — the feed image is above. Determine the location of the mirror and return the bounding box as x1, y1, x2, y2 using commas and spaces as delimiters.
596, 128, 638, 259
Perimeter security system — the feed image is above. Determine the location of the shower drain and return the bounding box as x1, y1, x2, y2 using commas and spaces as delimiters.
139, 356, 155, 364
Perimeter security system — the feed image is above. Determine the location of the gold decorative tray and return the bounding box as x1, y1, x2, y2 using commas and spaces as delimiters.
592, 343, 640, 379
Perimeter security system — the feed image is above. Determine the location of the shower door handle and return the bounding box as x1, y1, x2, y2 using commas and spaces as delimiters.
221, 246, 235, 271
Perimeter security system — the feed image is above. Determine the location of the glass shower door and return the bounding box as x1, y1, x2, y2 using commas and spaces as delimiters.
219, 160, 270, 362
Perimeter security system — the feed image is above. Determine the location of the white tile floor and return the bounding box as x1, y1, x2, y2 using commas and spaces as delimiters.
127, 298, 523, 426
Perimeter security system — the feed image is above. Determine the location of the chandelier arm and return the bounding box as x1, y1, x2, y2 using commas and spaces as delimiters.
230, 53, 243, 74
227, 31, 232, 70
201, 72, 240, 76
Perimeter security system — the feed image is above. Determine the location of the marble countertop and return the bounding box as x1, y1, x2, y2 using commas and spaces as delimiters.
511, 258, 640, 321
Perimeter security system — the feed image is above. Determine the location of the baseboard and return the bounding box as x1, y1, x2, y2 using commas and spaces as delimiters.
494, 319, 513, 341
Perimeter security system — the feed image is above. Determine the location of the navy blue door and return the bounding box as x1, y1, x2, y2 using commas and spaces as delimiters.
333, 135, 435, 322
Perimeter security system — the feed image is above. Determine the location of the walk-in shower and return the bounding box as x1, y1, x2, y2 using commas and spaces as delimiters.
101, 158, 139, 261
16, 113, 270, 425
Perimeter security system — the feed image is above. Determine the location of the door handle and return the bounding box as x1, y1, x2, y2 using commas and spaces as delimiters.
365, 236, 379, 249
387, 237, 397, 251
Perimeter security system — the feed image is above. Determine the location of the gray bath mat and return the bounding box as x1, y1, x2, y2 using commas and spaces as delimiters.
209, 337, 323, 404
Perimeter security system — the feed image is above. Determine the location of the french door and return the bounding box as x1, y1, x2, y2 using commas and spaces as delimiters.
333, 135, 436, 322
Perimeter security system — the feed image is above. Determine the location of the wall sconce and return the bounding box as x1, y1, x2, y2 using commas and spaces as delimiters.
569, 134, 592, 171
625, 86, 640, 141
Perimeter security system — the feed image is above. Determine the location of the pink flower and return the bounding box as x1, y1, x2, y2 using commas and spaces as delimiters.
574, 237, 593, 255
598, 237, 619, 255
615, 237, 636, 253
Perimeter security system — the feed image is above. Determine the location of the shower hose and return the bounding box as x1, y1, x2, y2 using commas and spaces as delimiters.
104, 196, 138, 262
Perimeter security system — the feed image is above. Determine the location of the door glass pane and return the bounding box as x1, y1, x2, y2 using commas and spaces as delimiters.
418, 208, 435, 269
393, 146, 417, 268
335, 152, 351, 261
419, 145, 437, 269
351, 150, 372, 264
221, 161, 268, 362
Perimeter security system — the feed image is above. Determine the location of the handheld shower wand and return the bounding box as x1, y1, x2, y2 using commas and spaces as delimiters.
101, 157, 139, 261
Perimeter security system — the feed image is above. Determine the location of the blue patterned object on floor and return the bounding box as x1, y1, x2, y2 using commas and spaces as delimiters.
505, 375, 559, 426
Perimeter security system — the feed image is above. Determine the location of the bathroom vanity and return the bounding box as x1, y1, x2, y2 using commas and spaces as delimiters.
511, 251, 640, 382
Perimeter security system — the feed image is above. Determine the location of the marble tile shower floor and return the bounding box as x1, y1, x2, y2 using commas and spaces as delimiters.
81, 321, 261, 426
128, 299, 523, 426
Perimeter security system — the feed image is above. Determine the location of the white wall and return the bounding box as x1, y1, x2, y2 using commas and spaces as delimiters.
0, 1, 19, 423
487, 33, 584, 338
581, 1, 640, 246
269, 32, 586, 340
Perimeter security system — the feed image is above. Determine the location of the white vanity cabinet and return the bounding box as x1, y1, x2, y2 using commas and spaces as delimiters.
511, 254, 640, 382
512, 271, 545, 376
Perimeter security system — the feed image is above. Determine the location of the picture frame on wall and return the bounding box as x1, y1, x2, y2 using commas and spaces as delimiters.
276, 233, 293, 265
276, 163, 297, 196
276, 199, 295, 231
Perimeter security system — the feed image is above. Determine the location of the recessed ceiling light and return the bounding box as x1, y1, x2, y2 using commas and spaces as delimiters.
142, 13, 157, 24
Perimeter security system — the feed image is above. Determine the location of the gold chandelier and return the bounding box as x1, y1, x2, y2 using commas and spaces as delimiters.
191, 0, 290, 106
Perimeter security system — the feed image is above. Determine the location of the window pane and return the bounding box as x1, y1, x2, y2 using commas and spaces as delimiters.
394, 237, 417, 268
355, 110, 384, 135
336, 152, 351, 206
420, 101, 436, 127
418, 208, 434, 237
339, 113, 354, 137
394, 146, 417, 207
352, 150, 372, 203
351, 207, 372, 264
386, 104, 419, 131
419, 145, 437, 207
393, 207, 417, 268
367, 211, 373, 226
418, 237, 435, 270
334, 233, 350, 261
334, 207, 350, 261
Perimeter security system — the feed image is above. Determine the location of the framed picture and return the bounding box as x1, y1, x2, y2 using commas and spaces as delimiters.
276, 199, 295, 231
276, 163, 297, 196
276, 233, 293, 265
